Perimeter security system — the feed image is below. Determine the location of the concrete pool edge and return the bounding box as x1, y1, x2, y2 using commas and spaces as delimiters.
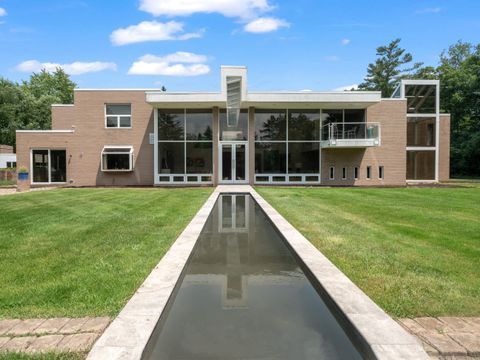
87, 185, 429, 360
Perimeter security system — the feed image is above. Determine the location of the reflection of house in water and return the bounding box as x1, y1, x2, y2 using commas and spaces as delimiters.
187, 194, 301, 309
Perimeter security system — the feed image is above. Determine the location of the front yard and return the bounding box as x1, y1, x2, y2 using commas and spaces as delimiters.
0, 188, 212, 319
256, 186, 480, 318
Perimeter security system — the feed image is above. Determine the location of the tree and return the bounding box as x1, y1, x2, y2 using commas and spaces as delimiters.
359, 38, 422, 97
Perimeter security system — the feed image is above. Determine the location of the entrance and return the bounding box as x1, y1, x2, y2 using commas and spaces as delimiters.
219, 143, 248, 184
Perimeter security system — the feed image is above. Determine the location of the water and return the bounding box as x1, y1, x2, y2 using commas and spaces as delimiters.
143, 194, 363, 360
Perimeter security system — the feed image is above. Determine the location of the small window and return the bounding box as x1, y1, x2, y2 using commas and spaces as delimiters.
342, 167, 347, 180
354, 167, 359, 180
6, 161, 16, 168
106, 104, 131, 128
379, 166, 384, 180
329, 166, 335, 180
101, 146, 133, 171
366, 166, 372, 180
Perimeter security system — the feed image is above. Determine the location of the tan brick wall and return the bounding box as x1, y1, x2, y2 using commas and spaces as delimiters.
439, 114, 451, 181
17, 90, 154, 187
51, 106, 75, 129
0, 144, 13, 154
321, 99, 407, 186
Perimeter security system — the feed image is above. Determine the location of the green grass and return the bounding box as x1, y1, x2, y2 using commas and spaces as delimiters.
0, 179, 16, 187
0, 188, 212, 319
256, 187, 480, 318
0, 353, 84, 360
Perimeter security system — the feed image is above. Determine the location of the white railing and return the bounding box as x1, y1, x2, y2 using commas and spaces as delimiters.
322, 122, 380, 141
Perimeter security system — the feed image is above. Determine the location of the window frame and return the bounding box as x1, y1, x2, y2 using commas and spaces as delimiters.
354, 166, 359, 180
379, 166, 384, 180
329, 166, 335, 180
342, 167, 347, 180
101, 146, 134, 172
105, 104, 132, 129
366, 166, 372, 180
30, 148, 67, 185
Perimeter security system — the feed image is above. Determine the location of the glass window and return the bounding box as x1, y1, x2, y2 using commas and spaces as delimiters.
407, 117, 436, 146
51, 150, 66, 182
329, 166, 335, 180
186, 143, 213, 174
102, 148, 133, 171
322, 110, 343, 124
254, 110, 286, 141
158, 110, 184, 140
32, 150, 49, 183
106, 104, 131, 128
407, 150, 435, 180
344, 109, 365, 123
158, 142, 184, 174
255, 142, 286, 174
366, 166, 372, 180
288, 143, 319, 173
220, 109, 248, 141
342, 167, 347, 180
405, 85, 436, 114
288, 110, 320, 141
354, 167, 359, 180
379, 166, 384, 180
186, 109, 213, 140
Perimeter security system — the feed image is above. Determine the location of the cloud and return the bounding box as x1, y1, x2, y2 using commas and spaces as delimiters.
128, 52, 210, 76
244, 17, 289, 33
139, 0, 273, 19
0, 7, 7, 16
415, 7, 441, 14
341, 38, 350, 45
333, 84, 359, 91
16, 60, 117, 75
110, 20, 203, 46
324, 55, 340, 62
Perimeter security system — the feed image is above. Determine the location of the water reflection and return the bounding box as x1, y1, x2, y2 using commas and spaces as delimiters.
143, 194, 362, 360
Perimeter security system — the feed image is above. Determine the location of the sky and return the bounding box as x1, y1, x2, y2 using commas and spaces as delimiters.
1, 0, 480, 92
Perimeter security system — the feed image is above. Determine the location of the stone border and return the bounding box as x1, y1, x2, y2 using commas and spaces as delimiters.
88, 185, 428, 360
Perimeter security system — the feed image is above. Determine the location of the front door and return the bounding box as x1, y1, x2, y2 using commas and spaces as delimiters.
219, 143, 248, 184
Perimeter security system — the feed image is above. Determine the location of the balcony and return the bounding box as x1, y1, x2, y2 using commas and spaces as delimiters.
321, 122, 381, 148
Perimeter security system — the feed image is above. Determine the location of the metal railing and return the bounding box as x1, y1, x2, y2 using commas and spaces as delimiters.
322, 122, 380, 141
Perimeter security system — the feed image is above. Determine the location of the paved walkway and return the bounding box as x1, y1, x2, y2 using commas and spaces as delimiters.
0, 317, 110, 354
398, 317, 480, 359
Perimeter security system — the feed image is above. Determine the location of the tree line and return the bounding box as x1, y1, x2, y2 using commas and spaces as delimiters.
0, 40, 478, 176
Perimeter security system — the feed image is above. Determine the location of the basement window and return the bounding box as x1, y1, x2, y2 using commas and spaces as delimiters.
329, 166, 335, 180
101, 146, 133, 172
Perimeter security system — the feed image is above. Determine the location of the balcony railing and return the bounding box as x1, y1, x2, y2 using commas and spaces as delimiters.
321, 122, 381, 148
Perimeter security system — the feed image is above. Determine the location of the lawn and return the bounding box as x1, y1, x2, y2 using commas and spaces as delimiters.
0, 188, 212, 319
0, 179, 16, 187
256, 187, 480, 318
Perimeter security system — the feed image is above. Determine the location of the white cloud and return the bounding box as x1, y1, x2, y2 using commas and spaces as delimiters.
244, 17, 289, 33
333, 84, 358, 91
416, 7, 441, 14
110, 20, 202, 46
0, 8, 6, 16
16, 60, 117, 75
128, 52, 210, 76
341, 38, 350, 45
139, 0, 272, 19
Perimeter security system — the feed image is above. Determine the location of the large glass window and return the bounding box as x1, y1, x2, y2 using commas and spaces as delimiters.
405, 85, 436, 114
32, 149, 66, 183
288, 110, 320, 141
106, 104, 131, 128
186, 109, 213, 140
407, 117, 436, 147
101, 147, 133, 172
254, 110, 286, 141
157, 109, 213, 180
288, 143, 319, 173
345, 109, 365, 123
407, 150, 435, 180
220, 109, 248, 141
255, 142, 286, 174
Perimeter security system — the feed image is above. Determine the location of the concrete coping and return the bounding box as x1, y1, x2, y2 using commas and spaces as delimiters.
87, 185, 428, 360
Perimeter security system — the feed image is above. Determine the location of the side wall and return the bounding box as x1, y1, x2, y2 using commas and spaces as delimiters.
439, 114, 451, 181
321, 99, 407, 186
16, 91, 154, 187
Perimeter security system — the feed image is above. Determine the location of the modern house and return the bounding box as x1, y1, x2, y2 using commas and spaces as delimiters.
0, 145, 17, 169
15, 66, 450, 189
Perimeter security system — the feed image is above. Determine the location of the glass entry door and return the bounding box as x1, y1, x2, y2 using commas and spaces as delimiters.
220, 143, 248, 184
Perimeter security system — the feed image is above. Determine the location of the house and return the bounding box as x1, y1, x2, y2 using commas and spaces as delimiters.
15, 66, 450, 189
0, 145, 17, 169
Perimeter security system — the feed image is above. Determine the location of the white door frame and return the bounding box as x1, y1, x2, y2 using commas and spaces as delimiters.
218, 142, 249, 184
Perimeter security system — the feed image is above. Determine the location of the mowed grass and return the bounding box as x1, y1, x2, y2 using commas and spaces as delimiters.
0, 188, 212, 319
256, 187, 480, 318
0, 353, 83, 360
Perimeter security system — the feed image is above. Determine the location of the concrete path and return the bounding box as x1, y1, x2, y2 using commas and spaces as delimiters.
0, 317, 110, 354
398, 317, 480, 359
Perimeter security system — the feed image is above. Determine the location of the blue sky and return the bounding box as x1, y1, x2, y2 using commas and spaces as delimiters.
1, 0, 479, 92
